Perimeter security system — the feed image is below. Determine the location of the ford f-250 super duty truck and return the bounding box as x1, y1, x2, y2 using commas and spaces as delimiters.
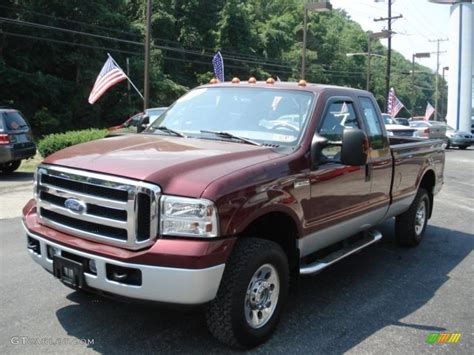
23, 80, 445, 348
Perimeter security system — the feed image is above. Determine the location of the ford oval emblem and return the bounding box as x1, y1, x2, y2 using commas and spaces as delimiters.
64, 198, 87, 214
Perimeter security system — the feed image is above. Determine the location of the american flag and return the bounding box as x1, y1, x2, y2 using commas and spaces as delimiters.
212, 51, 225, 82
88, 56, 127, 104
386, 87, 404, 117
424, 102, 435, 121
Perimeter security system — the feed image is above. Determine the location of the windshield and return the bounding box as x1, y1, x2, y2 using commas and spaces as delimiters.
2, 111, 29, 131
147, 87, 316, 148
382, 114, 397, 125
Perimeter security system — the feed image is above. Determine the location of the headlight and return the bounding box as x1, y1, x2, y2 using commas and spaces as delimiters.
160, 196, 219, 237
387, 130, 394, 136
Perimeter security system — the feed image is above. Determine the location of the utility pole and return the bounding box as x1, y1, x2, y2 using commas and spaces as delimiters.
143, 0, 152, 111
374, 1, 403, 103
429, 38, 448, 120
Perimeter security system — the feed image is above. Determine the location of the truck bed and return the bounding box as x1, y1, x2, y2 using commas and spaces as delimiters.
389, 137, 445, 207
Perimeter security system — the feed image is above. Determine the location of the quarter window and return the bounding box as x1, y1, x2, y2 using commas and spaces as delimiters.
360, 97, 384, 149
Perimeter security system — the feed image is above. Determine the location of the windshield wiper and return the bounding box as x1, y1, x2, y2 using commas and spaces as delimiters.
200, 130, 261, 146
154, 126, 186, 137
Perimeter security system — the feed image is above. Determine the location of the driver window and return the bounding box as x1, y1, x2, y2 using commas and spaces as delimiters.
318, 101, 360, 161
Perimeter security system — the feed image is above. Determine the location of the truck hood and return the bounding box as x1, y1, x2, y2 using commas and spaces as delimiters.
43, 134, 281, 198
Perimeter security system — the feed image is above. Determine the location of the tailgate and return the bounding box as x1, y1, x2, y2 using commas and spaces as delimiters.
429, 125, 446, 139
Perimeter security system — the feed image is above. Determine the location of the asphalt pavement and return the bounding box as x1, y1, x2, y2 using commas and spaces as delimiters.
0, 148, 473, 354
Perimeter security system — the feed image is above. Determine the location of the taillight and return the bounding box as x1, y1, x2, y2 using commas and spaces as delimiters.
423, 128, 429, 134
0, 133, 10, 145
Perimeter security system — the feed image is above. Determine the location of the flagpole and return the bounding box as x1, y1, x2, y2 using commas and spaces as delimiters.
107, 53, 144, 100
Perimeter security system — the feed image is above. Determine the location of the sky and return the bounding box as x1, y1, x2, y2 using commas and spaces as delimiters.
330, 0, 452, 74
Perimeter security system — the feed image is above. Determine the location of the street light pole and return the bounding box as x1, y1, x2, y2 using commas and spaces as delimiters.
366, 35, 371, 91
442, 66, 449, 119
300, 1, 332, 80
301, 7, 308, 80
143, 0, 152, 111
412, 54, 416, 111
346, 31, 389, 91
411, 52, 431, 113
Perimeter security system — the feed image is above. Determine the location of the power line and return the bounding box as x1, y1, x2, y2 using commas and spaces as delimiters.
0, 4, 141, 39
1, 4, 298, 67
0, 16, 368, 78
0, 30, 140, 56
0, 16, 300, 70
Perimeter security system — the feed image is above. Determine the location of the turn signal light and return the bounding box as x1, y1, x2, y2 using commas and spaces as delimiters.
0, 134, 10, 145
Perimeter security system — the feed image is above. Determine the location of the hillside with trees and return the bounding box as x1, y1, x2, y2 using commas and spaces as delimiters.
0, 0, 443, 136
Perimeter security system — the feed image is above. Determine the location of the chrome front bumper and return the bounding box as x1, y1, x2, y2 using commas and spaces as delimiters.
23, 223, 225, 305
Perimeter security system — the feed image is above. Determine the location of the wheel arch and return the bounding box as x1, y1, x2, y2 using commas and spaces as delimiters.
418, 169, 436, 218
239, 211, 300, 277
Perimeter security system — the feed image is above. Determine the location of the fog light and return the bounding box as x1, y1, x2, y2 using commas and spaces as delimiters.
88, 259, 97, 274
47, 246, 61, 259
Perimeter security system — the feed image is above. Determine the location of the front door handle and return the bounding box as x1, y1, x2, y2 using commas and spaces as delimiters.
365, 164, 372, 182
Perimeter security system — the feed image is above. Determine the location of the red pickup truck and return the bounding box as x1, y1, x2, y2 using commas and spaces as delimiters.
23, 81, 445, 348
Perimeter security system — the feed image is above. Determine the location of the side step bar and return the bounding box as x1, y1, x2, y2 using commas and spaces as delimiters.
300, 230, 382, 275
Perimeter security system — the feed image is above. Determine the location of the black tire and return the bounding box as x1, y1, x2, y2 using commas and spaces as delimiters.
0, 160, 21, 174
206, 238, 289, 349
458, 146, 469, 150
445, 141, 450, 149
395, 188, 430, 246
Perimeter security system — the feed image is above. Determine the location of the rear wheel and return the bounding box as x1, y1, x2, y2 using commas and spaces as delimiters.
206, 238, 289, 348
395, 188, 430, 246
458, 145, 469, 150
0, 160, 21, 174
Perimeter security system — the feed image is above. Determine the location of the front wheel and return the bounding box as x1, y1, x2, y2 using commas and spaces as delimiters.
458, 145, 469, 150
206, 238, 289, 348
395, 188, 430, 246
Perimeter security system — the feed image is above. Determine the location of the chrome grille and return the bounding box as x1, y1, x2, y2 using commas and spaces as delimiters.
35, 165, 160, 250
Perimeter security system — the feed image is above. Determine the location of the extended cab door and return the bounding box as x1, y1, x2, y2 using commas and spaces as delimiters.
303, 98, 372, 255
357, 96, 392, 215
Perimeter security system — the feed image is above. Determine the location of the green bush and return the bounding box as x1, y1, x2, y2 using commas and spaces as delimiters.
38, 129, 108, 157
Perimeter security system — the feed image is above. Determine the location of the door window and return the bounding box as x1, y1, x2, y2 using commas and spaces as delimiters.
318, 101, 359, 161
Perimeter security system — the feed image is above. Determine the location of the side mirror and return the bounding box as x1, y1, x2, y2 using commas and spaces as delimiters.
341, 128, 369, 166
137, 115, 150, 133
310, 134, 329, 169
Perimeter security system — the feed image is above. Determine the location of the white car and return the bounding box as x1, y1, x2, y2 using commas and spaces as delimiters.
409, 120, 447, 141
382, 114, 417, 137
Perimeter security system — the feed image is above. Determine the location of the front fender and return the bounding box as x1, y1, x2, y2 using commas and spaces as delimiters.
217, 186, 304, 238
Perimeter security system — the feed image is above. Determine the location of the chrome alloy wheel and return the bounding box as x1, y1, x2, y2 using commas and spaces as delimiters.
415, 200, 427, 235
244, 263, 280, 329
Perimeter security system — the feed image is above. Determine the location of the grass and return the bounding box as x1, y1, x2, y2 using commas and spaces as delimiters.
18, 153, 43, 173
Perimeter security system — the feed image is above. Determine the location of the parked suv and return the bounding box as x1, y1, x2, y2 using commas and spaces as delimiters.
0, 108, 36, 173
